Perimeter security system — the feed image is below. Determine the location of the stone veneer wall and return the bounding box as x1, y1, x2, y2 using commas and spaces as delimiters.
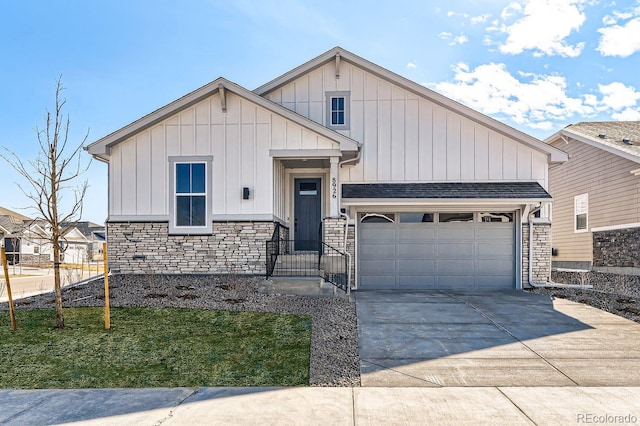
107, 221, 275, 275
522, 223, 551, 286
593, 228, 640, 268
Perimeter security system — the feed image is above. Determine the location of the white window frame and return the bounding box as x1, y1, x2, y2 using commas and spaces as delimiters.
574, 193, 588, 233
325, 91, 350, 130
169, 156, 213, 235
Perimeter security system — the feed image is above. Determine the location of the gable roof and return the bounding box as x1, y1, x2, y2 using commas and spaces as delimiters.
255, 46, 568, 163
0, 207, 31, 221
546, 121, 640, 164
87, 77, 360, 162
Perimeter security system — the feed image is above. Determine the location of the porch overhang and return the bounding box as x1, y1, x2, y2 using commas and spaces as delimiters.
341, 182, 552, 207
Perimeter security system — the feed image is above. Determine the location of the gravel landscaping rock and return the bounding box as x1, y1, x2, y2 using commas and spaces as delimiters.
529, 283, 640, 324
1, 274, 360, 387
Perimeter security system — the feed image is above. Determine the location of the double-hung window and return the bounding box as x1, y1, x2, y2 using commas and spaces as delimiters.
574, 193, 588, 232
325, 91, 350, 130
169, 156, 213, 234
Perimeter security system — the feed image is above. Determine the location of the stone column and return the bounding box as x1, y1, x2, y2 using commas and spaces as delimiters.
329, 156, 339, 217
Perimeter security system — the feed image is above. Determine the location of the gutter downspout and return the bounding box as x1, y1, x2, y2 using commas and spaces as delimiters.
336, 147, 361, 295
339, 212, 352, 295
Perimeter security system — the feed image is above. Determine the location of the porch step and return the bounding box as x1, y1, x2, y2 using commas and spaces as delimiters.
258, 277, 350, 299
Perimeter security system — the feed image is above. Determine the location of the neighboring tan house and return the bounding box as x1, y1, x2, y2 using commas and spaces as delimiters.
546, 121, 640, 273
87, 47, 567, 290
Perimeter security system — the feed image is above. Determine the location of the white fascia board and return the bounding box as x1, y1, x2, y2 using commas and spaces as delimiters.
87, 78, 360, 159
256, 47, 567, 163
269, 149, 342, 158
341, 198, 550, 207
552, 130, 640, 165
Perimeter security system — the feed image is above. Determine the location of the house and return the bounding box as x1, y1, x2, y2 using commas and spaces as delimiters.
87, 47, 567, 290
0, 208, 52, 265
65, 221, 106, 261
546, 121, 640, 274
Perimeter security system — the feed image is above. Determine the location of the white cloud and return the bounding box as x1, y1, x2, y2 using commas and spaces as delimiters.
598, 82, 640, 109
496, 0, 587, 57
407, 62, 417, 69
471, 14, 492, 24
453, 34, 469, 45
597, 14, 640, 57
439, 32, 469, 45
612, 108, 640, 120
430, 62, 594, 129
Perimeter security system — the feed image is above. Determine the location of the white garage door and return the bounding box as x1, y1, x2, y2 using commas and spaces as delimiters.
358, 212, 515, 290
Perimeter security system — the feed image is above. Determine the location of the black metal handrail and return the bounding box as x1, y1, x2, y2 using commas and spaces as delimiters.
265, 238, 349, 293
266, 223, 282, 277
319, 241, 349, 292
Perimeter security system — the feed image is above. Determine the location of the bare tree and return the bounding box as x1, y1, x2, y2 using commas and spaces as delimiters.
1, 77, 90, 328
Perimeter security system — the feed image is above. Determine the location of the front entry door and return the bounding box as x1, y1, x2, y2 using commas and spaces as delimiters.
294, 178, 321, 251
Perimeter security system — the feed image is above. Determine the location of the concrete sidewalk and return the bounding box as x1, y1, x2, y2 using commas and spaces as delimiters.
1, 386, 639, 425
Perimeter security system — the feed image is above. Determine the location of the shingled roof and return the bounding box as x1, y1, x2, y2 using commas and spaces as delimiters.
547, 121, 640, 162
342, 182, 551, 199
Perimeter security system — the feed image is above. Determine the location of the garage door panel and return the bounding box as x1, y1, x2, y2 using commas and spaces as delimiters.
360, 275, 397, 288
438, 259, 474, 274
436, 226, 475, 240
477, 226, 512, 239
437, 243, 474, 257
477, 243, 512, 256
360, 243, 396, 258
361, 259, 396, 274
477, 259, 513, 275
399, 276, 436, 289
360, 226, 396, 241
398, 243, 436, 257
398, 259, 435, 274
437, 275, 475, 289
398, 227, 435, 240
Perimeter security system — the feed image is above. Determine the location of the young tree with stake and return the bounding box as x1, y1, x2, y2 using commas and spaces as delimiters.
1, 77, 90, 329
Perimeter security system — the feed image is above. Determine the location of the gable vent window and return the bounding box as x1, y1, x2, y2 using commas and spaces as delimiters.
169, 156, 213, 235
325, 91, 350, 130
574, 193, 588, 232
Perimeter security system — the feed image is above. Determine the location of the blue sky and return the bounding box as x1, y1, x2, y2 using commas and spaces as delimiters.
1, 0, 639, 223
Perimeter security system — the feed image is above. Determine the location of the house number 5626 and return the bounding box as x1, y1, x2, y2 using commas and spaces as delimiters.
331, 177, 337, 199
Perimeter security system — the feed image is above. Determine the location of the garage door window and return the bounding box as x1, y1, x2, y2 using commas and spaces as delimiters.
360, 213, 395, 223
439, 212, 474, 223
479, 212, 514, 223
399, 213, 434, 223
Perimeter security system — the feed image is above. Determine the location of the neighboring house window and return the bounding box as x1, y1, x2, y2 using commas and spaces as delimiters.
169, 156, 213, 235
574, 193, 588, 232
325, 91, 350, 130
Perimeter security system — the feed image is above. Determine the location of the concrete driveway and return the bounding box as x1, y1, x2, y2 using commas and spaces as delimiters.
356, 290, 640, 387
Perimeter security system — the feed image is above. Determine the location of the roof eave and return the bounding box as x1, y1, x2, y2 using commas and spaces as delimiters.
550, 129, 640, 165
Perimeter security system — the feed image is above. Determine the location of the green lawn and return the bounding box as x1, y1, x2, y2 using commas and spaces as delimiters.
0, 307, 311, 388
